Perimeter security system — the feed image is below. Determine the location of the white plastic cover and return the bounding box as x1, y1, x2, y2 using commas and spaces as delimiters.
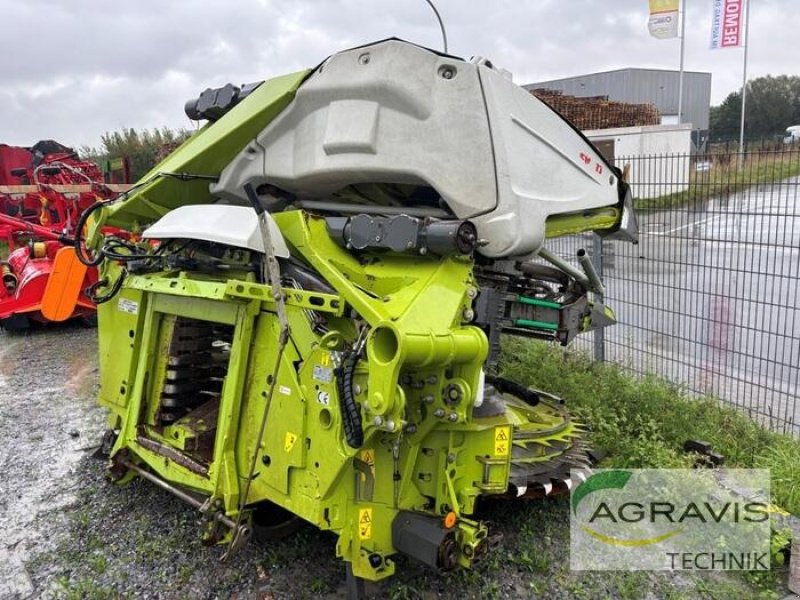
212, 39, 620, 258
142, 204, 290, 258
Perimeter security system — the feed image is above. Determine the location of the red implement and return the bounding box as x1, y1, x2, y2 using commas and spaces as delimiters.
0, 140, 130, 330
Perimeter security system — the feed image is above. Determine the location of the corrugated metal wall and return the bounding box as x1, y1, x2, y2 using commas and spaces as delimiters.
524, 69, 712, 131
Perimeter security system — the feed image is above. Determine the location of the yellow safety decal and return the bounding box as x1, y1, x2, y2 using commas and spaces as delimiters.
358, 508, 373, 540
359, 449, 375, 469
284, 431, 297, 452
321, 352, 331, 367
358, 449, 375, 484
494, 426, 511, 457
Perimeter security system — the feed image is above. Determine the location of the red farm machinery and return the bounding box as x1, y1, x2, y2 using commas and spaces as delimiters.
0, 140, 130, 331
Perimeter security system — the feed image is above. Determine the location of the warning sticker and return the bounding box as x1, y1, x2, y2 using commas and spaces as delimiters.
494, 426, 510, 457
284, 431, 297, 452
358, 449, 375, 485
117, 297, 138, 315
313, 365, 333, 383
359, 449, 375, 468
358, 508, 372, 540
279, 385, 291, 396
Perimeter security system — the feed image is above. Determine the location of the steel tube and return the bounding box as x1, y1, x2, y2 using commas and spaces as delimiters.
118, 457, 238, 530
0, 213, 70, 242
536, 247, 591, 289
576, 249, 605, 297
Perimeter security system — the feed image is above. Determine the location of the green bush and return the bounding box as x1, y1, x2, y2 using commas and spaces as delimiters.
501, 339, 800, 515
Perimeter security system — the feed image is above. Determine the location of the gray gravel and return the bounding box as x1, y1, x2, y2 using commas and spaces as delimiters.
0, 325, 786, 599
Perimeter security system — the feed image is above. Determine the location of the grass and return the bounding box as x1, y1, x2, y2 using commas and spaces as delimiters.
633, 149, 800, 211
501, 338, 800, 515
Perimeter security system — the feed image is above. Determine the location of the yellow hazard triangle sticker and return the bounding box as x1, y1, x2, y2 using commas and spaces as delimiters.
494, 426, 510, 456
358, 508, 372, 540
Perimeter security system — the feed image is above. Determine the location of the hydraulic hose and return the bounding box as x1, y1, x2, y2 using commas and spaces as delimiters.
485, 375, 540, 407
74, 200, 108, 267
337, 352, 364, 448
86, 268, 127, 304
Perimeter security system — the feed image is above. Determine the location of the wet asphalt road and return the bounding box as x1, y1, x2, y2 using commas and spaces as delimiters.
555, 177, 800, 434
0, 325, 105, 597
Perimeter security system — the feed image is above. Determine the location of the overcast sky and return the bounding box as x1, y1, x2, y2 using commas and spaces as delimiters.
1, 0, 796, 150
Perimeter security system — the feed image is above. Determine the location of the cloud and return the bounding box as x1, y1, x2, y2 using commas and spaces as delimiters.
0, 0, 796, 149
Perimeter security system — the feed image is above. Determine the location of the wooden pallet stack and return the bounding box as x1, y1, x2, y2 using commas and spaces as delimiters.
530, 89, 661, 131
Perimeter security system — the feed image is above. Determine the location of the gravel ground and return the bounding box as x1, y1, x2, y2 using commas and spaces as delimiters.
0, 325, 790, 599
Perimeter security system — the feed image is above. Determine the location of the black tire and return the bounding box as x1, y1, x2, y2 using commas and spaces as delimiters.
80, 313, 98, 328
252, 501, 302, 541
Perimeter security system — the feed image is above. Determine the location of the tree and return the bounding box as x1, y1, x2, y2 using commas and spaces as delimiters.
83, 127, 193, 182
709, 91, 741, 141
710, 75, 800, 142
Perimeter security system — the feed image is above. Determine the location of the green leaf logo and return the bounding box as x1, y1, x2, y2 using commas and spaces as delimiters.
571, 470, 632, 515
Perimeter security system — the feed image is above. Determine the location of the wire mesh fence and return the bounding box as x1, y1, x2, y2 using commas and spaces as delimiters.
549, 146, 800, 436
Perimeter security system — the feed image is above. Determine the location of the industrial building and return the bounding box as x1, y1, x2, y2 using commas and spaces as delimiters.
525, 67, 711, 147
526, 68, 711, 197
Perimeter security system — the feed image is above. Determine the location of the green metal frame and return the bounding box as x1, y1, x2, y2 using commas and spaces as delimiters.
90, 62, 616, 584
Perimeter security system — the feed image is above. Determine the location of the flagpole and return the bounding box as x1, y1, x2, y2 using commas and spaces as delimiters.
677, 0, 686, 123
738, 0, 750, 160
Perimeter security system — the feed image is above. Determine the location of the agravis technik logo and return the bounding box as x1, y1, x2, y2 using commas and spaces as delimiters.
570, 469, 770, 570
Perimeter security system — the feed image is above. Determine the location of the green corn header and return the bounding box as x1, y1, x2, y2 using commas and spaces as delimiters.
82, 39, 638, 592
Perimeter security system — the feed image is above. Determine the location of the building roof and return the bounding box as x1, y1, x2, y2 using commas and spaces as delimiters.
526, 67, 712, 86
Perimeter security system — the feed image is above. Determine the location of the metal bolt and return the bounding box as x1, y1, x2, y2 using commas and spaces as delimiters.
447, 453, 456, 463
405, 424, 417, 433
422, 395, 435, 404
433, 408, 445, 418
386, 419, 396, 432
462, 309, 475, 322
448, 412, 458, 422
373, 416, 383, 427
359, 53, 371, 65
467, 287, 478, 299
426, 375, 438, 385
354, 384, 362, 395
439, 66, 456, 79
419, 247, 428, 255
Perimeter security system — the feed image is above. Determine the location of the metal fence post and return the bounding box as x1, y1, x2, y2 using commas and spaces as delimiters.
592, 233, 605, 363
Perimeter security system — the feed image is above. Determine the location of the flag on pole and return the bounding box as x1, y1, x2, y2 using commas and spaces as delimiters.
648, 0, 680, 39
710, 0, 745, 48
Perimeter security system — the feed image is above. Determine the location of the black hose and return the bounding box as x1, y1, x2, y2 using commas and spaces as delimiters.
485, 375, 540, 406
73, 171, 220, 268
101, 237, 149, 262
74, 200, 108, 267
86, 268, 127, 304
336, 353, 364, 448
